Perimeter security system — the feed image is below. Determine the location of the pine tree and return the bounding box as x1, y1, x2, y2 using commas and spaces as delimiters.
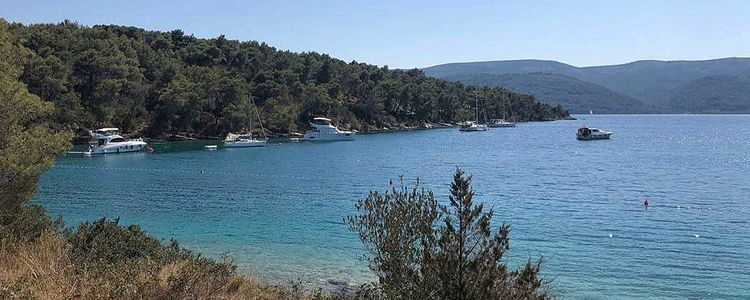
0, 19, 71, 244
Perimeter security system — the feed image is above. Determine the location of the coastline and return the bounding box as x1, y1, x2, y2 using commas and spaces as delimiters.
74, 116, 576, 144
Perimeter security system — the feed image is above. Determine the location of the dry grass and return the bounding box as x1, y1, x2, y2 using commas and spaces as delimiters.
0, 231, 320, 300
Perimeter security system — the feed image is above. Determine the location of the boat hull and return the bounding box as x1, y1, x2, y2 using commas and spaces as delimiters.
92, 141, 148, 154
303, 132, 356, 141
223, 140, 267, 147
576, 133, 612, 140
459, 125, 489, 132
488, 123, 516, 128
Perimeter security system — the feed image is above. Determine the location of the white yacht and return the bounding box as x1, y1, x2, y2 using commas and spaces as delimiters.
303, 117, 356, 141
459, 97, 489, 132
488, 119, 516, 128
88, 128, 148, 154
576, 126, 612, 140
223, 132, 267, 147
489, 96, 517, 128
223, 93, 268, 148
459, 121, 489, 132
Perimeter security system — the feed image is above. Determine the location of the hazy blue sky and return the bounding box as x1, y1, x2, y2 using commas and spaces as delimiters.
2, 0, 748, 68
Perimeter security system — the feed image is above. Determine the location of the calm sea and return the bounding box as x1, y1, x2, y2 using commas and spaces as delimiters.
33, 115, 750, 299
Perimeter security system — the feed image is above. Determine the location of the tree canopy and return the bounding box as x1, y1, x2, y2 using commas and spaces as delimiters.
0, 19, 70, 244
6, 20, 568, 138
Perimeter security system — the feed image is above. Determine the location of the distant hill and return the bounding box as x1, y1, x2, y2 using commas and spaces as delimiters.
664, 73, 750, 113
425, 58, 750, 113
426, 60, 579, 79
443, 72, 647, 114
579, 58, 750, 104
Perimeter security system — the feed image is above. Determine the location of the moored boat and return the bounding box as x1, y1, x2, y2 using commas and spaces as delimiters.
459, 121, 489, 131
223, 133, 267, 147
223, 93, 268, 148
576, 126, 612, 140
303, 117, 356, 141
488, 119, 516, 128
89, 128, 148, 154
459, 97, 489, 132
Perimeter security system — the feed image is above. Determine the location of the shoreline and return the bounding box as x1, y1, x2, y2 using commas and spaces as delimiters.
73, 117, 576, 144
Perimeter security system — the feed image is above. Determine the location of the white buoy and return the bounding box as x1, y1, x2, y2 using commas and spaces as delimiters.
693, 234, 700, 238
608, 233, 613, 238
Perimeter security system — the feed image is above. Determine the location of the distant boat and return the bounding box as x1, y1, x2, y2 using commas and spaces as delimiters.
489, 96, 517, 128
459, 121, 489, 131
459, 97, 489, 132
204, 145, 218, 150
223, 94, 268, 148
88, 128, 148, 154
488, 119, 516, 128
590, 110, 594, 115
223, 133, 266, 147
577, 125, 612, 140
303, 117, 356, 141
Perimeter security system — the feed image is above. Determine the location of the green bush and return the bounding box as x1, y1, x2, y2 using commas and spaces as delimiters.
347, 169, 551, 300
65, 218, 237, 298
0, 204, 64, 247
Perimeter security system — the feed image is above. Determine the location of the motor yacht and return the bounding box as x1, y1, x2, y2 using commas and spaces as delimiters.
576, 126, 612, 140
88, 128, 148, 154
303, 117, 356, 141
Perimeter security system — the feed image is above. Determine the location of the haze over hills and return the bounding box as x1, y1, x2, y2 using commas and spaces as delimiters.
425, 58, 750, 114
664, 73, 750, 113
443, 72, 647, 114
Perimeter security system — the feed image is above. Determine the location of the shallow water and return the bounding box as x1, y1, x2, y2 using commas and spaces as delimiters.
34, 115, 750, 299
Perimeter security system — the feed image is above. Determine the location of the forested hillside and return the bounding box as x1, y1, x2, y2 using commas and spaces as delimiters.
443, 72, 647, 114
664, 74, 750, 113
6, 20, 568, 138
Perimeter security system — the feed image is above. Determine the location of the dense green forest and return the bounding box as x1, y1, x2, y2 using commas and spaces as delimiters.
6, 20, 568, 138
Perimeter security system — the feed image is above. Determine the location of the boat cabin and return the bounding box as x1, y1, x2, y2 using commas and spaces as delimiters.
92, 128, 120, 137
578, 126, 603, 135
312, 117, 333, 126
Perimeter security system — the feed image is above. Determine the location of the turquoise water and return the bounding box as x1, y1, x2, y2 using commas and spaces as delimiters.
34, 115, 750, 299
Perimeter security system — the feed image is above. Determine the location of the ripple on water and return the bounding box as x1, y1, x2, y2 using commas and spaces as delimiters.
34, 115, 750, 299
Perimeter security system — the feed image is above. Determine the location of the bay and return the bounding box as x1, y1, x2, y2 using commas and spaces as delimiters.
33, 115, 750, 299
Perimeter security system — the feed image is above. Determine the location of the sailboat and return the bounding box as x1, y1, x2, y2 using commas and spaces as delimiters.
459, 97, 489, 132
489, 97, 517, 128
224, 94, 268, 148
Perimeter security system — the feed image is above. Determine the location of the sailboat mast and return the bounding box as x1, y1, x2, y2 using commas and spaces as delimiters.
250, 93, 267, 139
475, 96, 479, 122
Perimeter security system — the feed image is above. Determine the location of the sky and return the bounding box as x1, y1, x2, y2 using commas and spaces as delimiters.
2, 0, 749, 69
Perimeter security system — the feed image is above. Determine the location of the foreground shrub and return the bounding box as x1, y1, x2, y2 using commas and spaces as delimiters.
0, 205, 64, 247
1, 221, 325, 300
347, 168, 551, 300
64, 218, 237, 298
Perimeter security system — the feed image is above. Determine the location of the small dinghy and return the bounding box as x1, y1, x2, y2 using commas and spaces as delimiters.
204, 145, 218, 150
